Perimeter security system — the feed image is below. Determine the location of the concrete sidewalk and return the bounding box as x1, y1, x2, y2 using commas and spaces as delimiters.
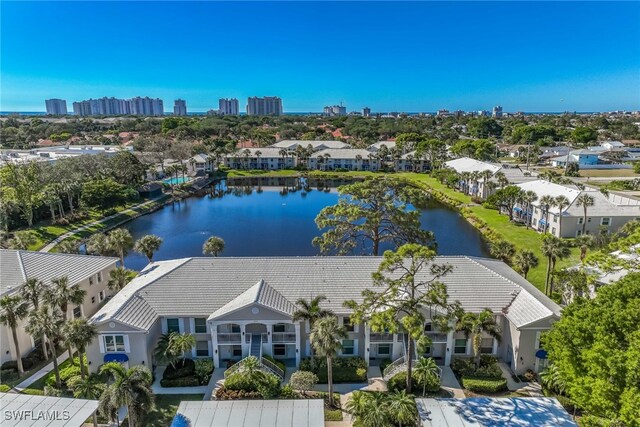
440, 366, 465, 398
14, 352, 69, 391
498, 362, 543, 397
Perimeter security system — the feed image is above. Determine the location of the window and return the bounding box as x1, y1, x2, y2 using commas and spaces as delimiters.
166, 318, 180, 334
553, 215, 558, 223
73, 306, 82, 318
343, 317, 354, 332
104, 335, 125, 352
454, 339, 467, 354
601, 217, 611, 226
342, 339, 355, 355
273, 344, 286, 356
232, 345, 242, 357
91, 296, 96, 304
551, 227, 556, 235
377, 344, 391, 356
194, 318, 207, 334
532, 219, 537, 226
231, 324, 241, 334
273, 324, 286, 333
195, 341, 209, 357
578, 217, 584, 224
97, 272, 103, 282
99, 291, 105, 302
89, 276, 94, 286
424, 323, 432, 332
480, 338, 494, 354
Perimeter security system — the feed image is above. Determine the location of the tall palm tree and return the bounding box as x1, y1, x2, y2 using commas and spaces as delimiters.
168, 333, 196, 367
44, 276, 86, 322
26, 306, 64, 387
0, 295, 29, 374
539, 195, 555, 233
100, 362, 154, 427
554, 195, 570, 237
202, 235, 225, 256
68, 374, 105, 426
513, 250, 539, 279
57, 239, 81, 254
21, 278, 49, 359
387, 390, 418, 427
575, 234, 595, 263
480, 169, 494, 198
490, 240, 516, 264
520, 191, 538, 228
576, 193, 595, 235
107, 267, 136, 292
62, 318, 97, 378
413, 357, 440, 396
541, 235, 571, 295
309, 316, 347, 407
456, 308, 501, 368
133, 234, 163, 263
86, 233, 110, 256
494, 171, 509, 188
107, 228, 134, 267
292, 295, 334, 327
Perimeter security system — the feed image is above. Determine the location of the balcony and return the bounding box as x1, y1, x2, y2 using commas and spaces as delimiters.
217, 333, 242, 343
272, 332, 297, 343
370, 333, 394, 342
426, 332, 448, 343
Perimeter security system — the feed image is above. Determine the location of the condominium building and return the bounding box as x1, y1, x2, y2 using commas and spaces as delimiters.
492, 106, 503, 118
0, 250, 118, 364
323, 105, 347, 117
72, 96, 164, 116
174, 99, 187, 116
223, 148, 295, 170
247, 96, 283, 116
44, 99, 67, 115
219, 98, 240, 115
308, 149, 381, 171
362, 107, 371, 117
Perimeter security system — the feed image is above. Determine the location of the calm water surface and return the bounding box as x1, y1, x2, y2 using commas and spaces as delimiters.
122, 178, 490, 271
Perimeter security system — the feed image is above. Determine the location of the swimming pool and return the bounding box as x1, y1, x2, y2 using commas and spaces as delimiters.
163, 176, 190, 185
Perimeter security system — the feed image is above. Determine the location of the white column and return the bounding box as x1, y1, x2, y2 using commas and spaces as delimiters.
241, 324, 247, 358
364, 324, 371, 366
444, 330, 454, 366
294, 323, 301, 367
210, 322, 219, 369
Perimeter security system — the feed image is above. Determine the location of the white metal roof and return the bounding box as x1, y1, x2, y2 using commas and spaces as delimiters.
444, 157, 501, 175
417, 397, 577, 427
270, 140, 350, 150
310, 148, 374, 159
172, 399, 325, 427
0, 392, 99, 427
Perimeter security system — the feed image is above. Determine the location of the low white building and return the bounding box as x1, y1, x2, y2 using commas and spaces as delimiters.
514, 180, 640, 238
444, 157, 536, 198
396, 151, 430, 172
308, 149, 380, 171
223, 148, 295, 170
269, 140, 350, 151
187, 153, 216, 174
0, 250, 118, 364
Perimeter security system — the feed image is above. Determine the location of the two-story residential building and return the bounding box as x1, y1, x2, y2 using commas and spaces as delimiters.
396, 151, 430, 172
0, 250, 118, 364
514, 180, 640, 237
269, 140, 351, 151
308, 149, 381, 171
187, 154, 216, 175
223, 148, 296, 170
87, 256, 561, 377
550, 149, 600, 167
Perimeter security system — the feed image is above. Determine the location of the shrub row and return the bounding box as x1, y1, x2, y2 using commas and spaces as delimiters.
299, 357, 368, 383
0, 385, 11, 392
160, 376, 200, 387
451, 358, 502, 379
215, 386, 261, 400
162, 358, 195, 380
461, 377, 508, 393
387, 371, 440, 394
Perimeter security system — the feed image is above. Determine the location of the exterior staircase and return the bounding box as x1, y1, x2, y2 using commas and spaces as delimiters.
250, 334, 262, 358
224, 334, 285, 381
382, 333, 441, 381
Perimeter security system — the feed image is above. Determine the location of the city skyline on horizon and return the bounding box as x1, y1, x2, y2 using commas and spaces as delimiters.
2, 2, 639, 112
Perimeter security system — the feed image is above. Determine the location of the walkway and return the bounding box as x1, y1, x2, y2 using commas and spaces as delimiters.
440, 366, 465, 398
14, 352, 69, 391
39, 196, 167, 252
498, 362, 543, 397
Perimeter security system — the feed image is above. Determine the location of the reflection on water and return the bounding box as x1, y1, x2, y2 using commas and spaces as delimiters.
121, 177, 490, 271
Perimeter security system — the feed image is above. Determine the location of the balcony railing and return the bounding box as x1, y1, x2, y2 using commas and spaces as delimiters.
217, 333, 242, 343
426, 332, 448, 343
272, 332, 297, 343
370, 333, 394, 342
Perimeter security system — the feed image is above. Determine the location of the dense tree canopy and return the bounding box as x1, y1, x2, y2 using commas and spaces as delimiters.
543, 273, 640, 424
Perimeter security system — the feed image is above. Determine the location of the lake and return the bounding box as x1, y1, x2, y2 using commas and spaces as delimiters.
122, 177, 490, 271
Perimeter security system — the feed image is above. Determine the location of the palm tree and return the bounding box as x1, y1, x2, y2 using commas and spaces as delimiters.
44, 276, 87, 360
202, 235, 225, 256
62, 318, 97, 379
26, 306, 64, 387
0, 295, 29, 375
22, 278, 49, 358
68, 374, 105, 426
107, 228, 134, 267
480, 169, 494, 197
513, 250, 539, 279
539, 195, 555, 233
100, 362, 154, 427
309, 316, 347, 407
133, 234, 163, 263
168, 333, 196, 367
86, 233, 110, 256
541, 235, 571, 295
520, 191, 538, 228
255, 150, 262, 169
494, 171, 509, 188
574, 234, 595, 263
576, 193, 595, 235
292, 295, 334, 327
490, 240, 516, 264
456, 308, 501, 368
554, 195, 570, 236
107, 267, 136, 292
360, 392, 389, 427
344, 390, 367, 422
413, 357, 440, 396
387, 390, 418, 427
7, 231, 36, 250
57, 239, 80, 254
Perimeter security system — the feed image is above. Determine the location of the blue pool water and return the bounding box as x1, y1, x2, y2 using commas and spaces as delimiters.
163, 176, 190, 185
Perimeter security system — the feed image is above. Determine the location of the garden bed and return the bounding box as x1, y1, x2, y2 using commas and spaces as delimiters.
160, 358, 214, 388
299, 357, 368, 383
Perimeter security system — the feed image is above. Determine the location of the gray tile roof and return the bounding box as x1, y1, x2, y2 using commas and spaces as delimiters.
0, 250, 118, 297
209, 280, 297, 320
91, 256, 561, 331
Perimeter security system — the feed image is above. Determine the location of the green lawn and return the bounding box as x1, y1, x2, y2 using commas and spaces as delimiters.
145, 394, 204, 426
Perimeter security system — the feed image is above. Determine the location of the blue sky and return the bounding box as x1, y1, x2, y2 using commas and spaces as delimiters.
2, 1, 639, 112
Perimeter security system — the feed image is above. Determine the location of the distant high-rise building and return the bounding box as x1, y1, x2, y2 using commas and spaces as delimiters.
45, 99, 67, 115
323, 104, 347, 117
478, 110, 490, 117
174, 99, 187, 116
219, 98, 239, 115
72, 101, 92, 116
71, 96, 163, 116
362, 107, 371, 117
492, 105, 503, 118
437, 109, 450, 117
247, 96, 283, 116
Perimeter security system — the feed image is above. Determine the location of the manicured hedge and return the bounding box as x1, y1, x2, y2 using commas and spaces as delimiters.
387, 371, 440, 394
160, 376, 200, 387
299, 357, 368, 383
21, 388, 44, 396
163, 359, 195, 380
0, 385, 11, 392
461, 377, 508, 393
